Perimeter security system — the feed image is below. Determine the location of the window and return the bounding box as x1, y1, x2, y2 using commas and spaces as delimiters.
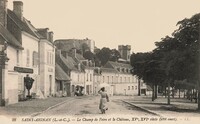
47, 52, 49, 64
52, 54, 54, 65
103, 76, 105, 83
112, 76, 113, 83
50, 53, 52, 64
128, 86, 130, 90
26, 49, 30, 67
132, 86, 134, 90
135, 86, 137, 90
60, 81, 63, 90
107, 76, 109, 83
32, 51, 38, 67
90, 74, 92, 81
16, 50, 19, 65
87, 73, 89, 81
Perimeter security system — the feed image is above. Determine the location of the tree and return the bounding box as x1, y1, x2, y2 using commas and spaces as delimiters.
83, 50, 94, 61
110, 49, 121, 62
24, 75, 34, 98
130, 52, 165, 101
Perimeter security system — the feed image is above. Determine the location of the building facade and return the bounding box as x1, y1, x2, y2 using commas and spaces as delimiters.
101, 61, 138, 96
38, 28, 55, 98
0, 0, 56, 105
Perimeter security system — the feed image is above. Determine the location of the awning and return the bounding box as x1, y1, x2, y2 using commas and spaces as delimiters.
55, 64, 70, 81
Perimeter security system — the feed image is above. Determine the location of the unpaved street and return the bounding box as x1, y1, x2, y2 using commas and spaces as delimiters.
38, 96, 156, 116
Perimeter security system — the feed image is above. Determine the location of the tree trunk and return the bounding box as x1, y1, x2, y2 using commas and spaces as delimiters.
198, 90, 200, 110
179, 88, 181, 98
138, 79, 141, 96
165, 86, 167, 98
155, 84, 158, 99
195, 90, 197, 103
183, 90, 185, 98
152, 84, 155, 101
167, 81, 170, 105
191, 89, 193, 102
172, 88, 175, 98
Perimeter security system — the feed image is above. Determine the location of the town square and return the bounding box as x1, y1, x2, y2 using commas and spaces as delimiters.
1, 0, 200, 123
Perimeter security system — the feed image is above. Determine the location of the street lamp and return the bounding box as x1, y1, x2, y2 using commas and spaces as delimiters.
0, 41, 9, 106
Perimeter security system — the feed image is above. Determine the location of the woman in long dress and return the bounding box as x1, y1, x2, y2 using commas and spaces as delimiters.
98, 87, 109, 114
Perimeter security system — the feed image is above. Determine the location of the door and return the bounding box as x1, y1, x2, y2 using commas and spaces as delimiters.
49, 75, 52, 96
66, 83, 71, 96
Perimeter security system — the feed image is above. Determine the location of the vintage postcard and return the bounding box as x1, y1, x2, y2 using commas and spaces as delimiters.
0, 0, 200, 124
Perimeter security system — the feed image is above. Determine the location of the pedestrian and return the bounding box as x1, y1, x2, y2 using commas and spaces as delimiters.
98, 87, 109, 114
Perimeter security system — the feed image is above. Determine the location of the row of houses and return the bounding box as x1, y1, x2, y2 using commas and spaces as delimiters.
54, 48, 142, 97
0, 0, 147, 106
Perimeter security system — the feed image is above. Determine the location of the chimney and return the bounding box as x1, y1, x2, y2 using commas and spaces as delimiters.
48, 31, 54, 42
37, 28, 49, 39
0, 0, 7, 28
13, 1, 23, 20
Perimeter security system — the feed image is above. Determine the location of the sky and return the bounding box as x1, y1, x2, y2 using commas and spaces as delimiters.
7, 0, 200, 53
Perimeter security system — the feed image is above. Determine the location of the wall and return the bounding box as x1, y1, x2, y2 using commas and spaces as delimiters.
21, 32, 39, 95
6, 72, 19, 104
39, 39, 55, 97
100, 70, 138, 96
3, 45, 22, 105
84, 68, 93, 95
7, 46, 22, 71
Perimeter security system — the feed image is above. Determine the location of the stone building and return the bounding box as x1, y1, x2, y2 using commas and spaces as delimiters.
118, 45, 131, 62
101, 61, 138, 96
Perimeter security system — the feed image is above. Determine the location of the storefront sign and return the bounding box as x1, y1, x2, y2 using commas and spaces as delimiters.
14, 66, 33, 73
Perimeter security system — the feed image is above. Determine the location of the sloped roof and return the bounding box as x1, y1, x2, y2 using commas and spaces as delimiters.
108, 61, 132, 69
101, 67, 118, 73
7, 9, 39, 38
0, 24, 23, 49
103, 61, 132, 74
94, 68, 101, 75
55, 64, 70, 81
56, 52, 79, 71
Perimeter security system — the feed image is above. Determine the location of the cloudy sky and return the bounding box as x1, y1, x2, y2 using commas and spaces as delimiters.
7, 0, 200, 53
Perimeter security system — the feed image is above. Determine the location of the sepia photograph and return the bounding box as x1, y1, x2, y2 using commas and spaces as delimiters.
0, 0, 200, 123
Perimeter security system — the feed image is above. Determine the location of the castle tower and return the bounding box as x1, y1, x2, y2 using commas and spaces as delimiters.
118, 45, 131, 62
